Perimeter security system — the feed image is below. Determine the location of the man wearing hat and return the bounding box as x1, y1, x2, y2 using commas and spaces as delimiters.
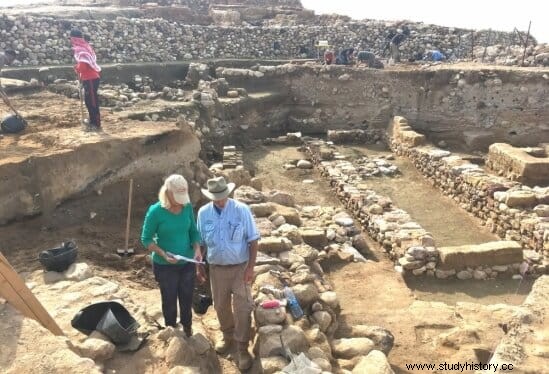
197, 176, 260, 370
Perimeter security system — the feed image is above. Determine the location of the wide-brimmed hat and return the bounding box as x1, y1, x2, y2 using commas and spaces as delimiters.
165, 174, 189, 205
201, 176, 235, 201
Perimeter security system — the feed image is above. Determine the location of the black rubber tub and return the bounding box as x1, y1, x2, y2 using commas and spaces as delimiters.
38, 241, 78, 272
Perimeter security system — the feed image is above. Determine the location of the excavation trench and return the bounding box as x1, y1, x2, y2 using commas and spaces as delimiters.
245, 143, 533, 373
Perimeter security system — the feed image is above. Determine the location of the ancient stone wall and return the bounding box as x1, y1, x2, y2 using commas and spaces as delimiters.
0, 14, 535, 66
301, 136, 539, 280
227, 65, 548, 148
388, 117, 548, 272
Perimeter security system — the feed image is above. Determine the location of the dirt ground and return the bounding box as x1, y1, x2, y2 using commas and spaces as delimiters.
0, 88, 535, 373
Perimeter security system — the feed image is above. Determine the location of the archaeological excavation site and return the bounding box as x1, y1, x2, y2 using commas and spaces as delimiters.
0, 1, 548, 373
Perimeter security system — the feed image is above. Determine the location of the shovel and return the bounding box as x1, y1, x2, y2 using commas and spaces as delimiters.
76, 79, 86, 125
117, 179, 135, 256
0, 87, 28, 133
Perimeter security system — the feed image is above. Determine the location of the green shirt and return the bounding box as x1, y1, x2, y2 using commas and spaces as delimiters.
141, 202, 201, 265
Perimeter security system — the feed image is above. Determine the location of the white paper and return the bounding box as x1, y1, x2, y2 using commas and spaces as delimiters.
166, 252, 205, 264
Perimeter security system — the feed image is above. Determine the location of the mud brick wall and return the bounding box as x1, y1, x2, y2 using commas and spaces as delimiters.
388, 117, 548, 275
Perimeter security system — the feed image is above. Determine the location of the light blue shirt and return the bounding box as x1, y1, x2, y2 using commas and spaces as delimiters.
197, 199, 260, 266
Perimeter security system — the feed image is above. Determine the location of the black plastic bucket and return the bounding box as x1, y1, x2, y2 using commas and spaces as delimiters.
1, 114, 27, 134
38, 241, 78, 272
71, 301, 139, 345
193, 293, 213, 315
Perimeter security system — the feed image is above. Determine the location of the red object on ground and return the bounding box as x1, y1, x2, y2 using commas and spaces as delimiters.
261, 299, 281, 309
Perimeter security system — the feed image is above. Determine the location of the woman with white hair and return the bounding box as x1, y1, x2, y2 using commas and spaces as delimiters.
141, 174, 202, 335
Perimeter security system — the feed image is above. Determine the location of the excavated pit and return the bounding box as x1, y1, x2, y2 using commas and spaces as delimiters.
1, 60, 547, 374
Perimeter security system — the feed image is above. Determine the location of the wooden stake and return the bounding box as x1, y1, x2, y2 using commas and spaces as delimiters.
521, 21, 532, 67
124, 178, 133, 253
0, 252, 64, 336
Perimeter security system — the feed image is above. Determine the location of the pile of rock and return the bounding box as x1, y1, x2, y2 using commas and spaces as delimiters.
472, 43, 549, 67
264, 131, 303, 145
231, 184, 395, 372
327, 129, 383, 145
388, 116, 548, 274
0, 13, 536, 66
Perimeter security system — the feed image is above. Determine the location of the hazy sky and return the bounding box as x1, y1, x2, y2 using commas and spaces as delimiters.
1, 0, 548, 42
301, 0, 548, 43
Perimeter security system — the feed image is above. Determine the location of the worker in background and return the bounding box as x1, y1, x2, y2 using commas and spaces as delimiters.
424, 50, 446, 62
324, 50, 335, 65
0, 49, 17, 87
336, 48, 355, 65
357, 50, 377, 68
389, 26, 410, 63
70, 29, 102, 131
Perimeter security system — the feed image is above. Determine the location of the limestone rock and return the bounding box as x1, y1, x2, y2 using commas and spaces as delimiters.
76, 331, 115, 362
349, 325, 394, 355
300, 229, 328, 249
352, 350, 394, 374
261, 356, 289, 374
255, 306, 287, 326
292, 283, 320, 307
189, 333, 211, 355
65, 263, 93, 281
250, 203, 276, 217
168, 367, 201, 374
259, 237, 293, 253
234, 185, 265, 205
266, 190, 296, 207
257, 325, 284, 358
505, 190, 537, 208
281, 325, 309, 354
165, 337, 194, 367
273, 204, 302, 226
313, 311, 332, 332
332, 338, 375, 359
320, 291, 339, 310
297, 160, 313, 169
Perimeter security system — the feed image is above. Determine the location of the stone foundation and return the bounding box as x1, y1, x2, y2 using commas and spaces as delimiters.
387, 117, 548, 275
302, 137, 536, 279
487, 143, 549, 186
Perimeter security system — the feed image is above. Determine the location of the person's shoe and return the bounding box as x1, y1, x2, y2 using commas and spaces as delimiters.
215, 336, 233, 354
237, 348, 253, 371
183, 325, 192, 338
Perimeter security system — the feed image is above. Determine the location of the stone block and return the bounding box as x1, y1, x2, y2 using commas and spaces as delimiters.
258, 237, 292, 253
299, 229, 327, 248
487, 143, 549, 186
438, 241, 523, 270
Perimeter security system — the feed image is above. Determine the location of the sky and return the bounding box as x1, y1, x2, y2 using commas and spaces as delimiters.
1, 0, 548, 42
301, 0, 548, 43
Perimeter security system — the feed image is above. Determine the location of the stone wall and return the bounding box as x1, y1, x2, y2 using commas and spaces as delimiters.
388, 116, 548, 273
227, 65, 548, 148
0, 14, 536, 66
301, 137, 538, 280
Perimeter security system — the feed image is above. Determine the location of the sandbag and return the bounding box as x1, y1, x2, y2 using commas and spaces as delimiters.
1, 114, 27, 134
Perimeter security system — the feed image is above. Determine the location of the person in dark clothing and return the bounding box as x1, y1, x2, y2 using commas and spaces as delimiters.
389, 26, 410, 63
357, 50, 377, 67
70, 29, 102, 131
337, 48, 355, 65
